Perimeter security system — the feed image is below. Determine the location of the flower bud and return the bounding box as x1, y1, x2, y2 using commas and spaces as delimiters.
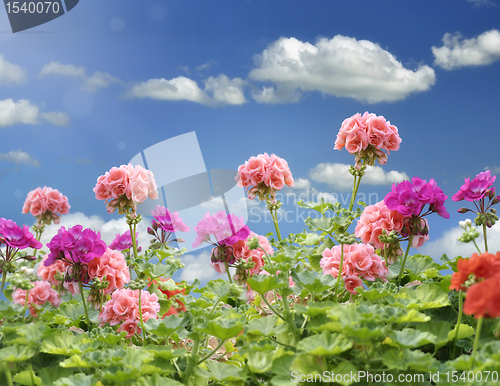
459, 221, 466, 228
492, 196, 500, 205
147, 227, 155, 236
489, 187, 496, 199
247, 236, 261, 251
465, 219, 472, 226
458, 208, 470, 214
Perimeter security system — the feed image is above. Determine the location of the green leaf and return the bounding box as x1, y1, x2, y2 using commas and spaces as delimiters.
58, 302, 84, 321
13, 370, 42, 386
203, 279, 230, 297
382, 348, 439, 372
416, 321, 452, 350
296, 232, 323, 246
329, 361, 359, 386
385, 328, 437, 348
136, 374, 184, 386
247, 274, 287, 294
37, 367, 73, 385
448, 324, 475, 341
150, 263, 177, 278
246, 315, 288, 337
291, 270, 336, 296
0, 344, 36, 362
297, 199, 335, 215
204, 361, 248, 381
53, 373, 96, 386
247, 350, 274, 373
145, 315, 186, 340
0, 300, 24, 318
308, 254, 323, 273
392, 283, 450, 310
290, 353, 328, 376
305, 216, 338, 234
144, 345, 187, 361
357, 282, 398, 301
41, 329, 92, 356
405, 254, 446, 274
297, 331, 353, 355
197, 318, 244, 341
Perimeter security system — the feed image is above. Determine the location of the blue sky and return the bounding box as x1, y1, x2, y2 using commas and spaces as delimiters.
1, 0, 500, 282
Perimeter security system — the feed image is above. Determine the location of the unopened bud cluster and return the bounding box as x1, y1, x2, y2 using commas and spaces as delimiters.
128, 278, 148, 290
10, 273, 35, 290
335, 233, 357, 245
349, 164, 367, 177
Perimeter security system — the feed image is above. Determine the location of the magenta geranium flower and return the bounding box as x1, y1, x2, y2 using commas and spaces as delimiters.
109, 230, 140, 251
151, 205, 190, 233
44, 225, 107, 267
453, 170, 496, 202
192, 211, 249, 248
384, 177, 449, 219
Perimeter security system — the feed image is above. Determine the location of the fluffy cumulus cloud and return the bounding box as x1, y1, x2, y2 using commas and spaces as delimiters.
285, 177, 338, 204
309, 163, 409, 191
39, 61, 121, 92
129, 74, 246, 106
248, 36, 436, 104
0, 99, 69, 127
432, 29, 500, 70
0, 150, 40, 167
179, 250, 221, 282
0, 56, 27, 85
421, 222, 500, 261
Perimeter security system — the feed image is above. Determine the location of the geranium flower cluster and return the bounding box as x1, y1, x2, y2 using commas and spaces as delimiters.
148, 205, 190, 246
236, 153, 294, 203
98, 288, 160, 338
384, 177, 450, 220
453, 170, 500, 228
232, 232, 274, 277
86, 248, 130, 295
37, 256, 70, 286
320, 243, 389, 294
334, 112, 402, 168
354, 201, 406, 250
450, 252, 500, 318
109, 230, 136, 251
45, 225, 107, 267
22, 187, 70, 225
12, 281, 61, 316
93, 164, 158, 215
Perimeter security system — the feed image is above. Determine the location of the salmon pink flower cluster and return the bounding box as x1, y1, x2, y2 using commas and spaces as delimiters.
384, 177, 450, 219
320, 243, 389, 294
37, 256, 70, 286
93, 164, 158, 215
334, 112, 402, 168
98, 288, 160, 338
86, 248, 130, 295
355, 201, 406, 250
22, 187, 70, 225
44, 225, 107, 267
450, 252, 500, 318
236, 153, 294, 203
12, 281, 61, 316
232, 232, 274, 277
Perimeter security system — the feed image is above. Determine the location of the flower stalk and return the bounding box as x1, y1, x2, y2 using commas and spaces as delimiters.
397, 234, 414, 286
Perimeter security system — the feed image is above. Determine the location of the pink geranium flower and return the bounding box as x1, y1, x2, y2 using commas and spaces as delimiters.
93, 164, 158, 216
334, 112, 402, 168
22, 187, 70, 225
86, 248, 130, 295
453, 170, 496, 203
236, 153, 294, 203
13, 280, 62, 316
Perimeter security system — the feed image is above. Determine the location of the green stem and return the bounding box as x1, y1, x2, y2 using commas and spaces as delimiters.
32, 228, 43, 258
269, 336, 295, 349
260, 293, 285, 321
1, 270, 7, 291
334, 244, 345, 303
208, 294, 224, 319
99, 289, 104, 314
452, 290, 463, 359
138, 289, 147, 344
78, 281, 92, 332
281, 287, 300, 343
260, 246, 276, 275
224, 261, 232, 283
348, 175, 363, 212
23, 290, 29, 323
129, 222, 139, 260
397, 234, 414, 286
482, 223, 488, 252
197, 339, 225, 365
183, 336, 201, 383
270, 208, 282, 242
473, 317, 483, 356
4, 363, 13, 386
472, 239, 482, 254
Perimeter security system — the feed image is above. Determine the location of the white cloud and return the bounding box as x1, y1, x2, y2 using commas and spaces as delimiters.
129, 74, 246, 106
40, 111, 70, 126
251, 86, 301, 104
432, 29, 500, 70
0, 99, 39, 126
291, 178, 311, 190
467, 0, 496, 7
309, 163, 409, 191
249, 36, 436, 104
204, 75, 247, 105
39, 62, 121, 92
196, 61, 217, 71
421, 222, 500, 260
486, 165, 500, 174
0, 56, 27, 85
129, 76, 209, 104
34, 212, 152, 254
40, 62, 86, 78
179, 250, 221, 282
83, 71, 121, 92
0, 150, 40, 167
0, 99, 69, 128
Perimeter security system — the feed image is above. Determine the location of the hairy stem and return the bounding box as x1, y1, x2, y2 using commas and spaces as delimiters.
452, 290, 463, 359
473, 316, 483, 356
138, 289, 147, 344
23, 290, 29, 323
270, 208, 282, 242
397, 234, 414, 286
224, 261, 232, 283
482, 223, 488, 252
183, 336, 201, 383
472, 239, 482, 254
78, 281, 92, 332
197, 339, 225, 365
334, 244, 345, 303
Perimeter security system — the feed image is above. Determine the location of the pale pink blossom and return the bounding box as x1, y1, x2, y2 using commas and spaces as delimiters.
117, 319, 141, 339
22, 187, 70, 225
37, 255, 70, 285
13, 281, 62, 316
86, 248, 130, 295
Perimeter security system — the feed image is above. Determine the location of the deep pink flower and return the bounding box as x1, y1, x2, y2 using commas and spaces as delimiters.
109, 230, 137, 251
192, 211, 249, 248
150, 205, 190, 234
453, 170, 496, 202
0, 218, 42, 250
